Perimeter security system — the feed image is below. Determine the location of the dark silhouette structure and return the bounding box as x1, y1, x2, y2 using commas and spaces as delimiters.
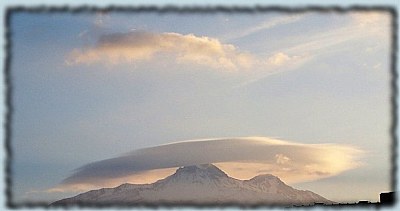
380, 192, 395, 205
299, 191, 396, 208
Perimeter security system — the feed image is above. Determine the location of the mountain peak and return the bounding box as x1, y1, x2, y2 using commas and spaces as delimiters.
247, 173, 286, 186
52, 163, 333, 206
174, 163, 228, 178
250, 174, 282, 181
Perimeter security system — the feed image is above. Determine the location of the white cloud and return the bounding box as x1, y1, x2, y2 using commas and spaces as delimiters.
275, 153, 291, 165
229, 11, 392, 87
54, 137, 363, 193
66, 31, 258, 71
66, 30, 304, 74
266, 52, 291, 66
65, 12, 390, 85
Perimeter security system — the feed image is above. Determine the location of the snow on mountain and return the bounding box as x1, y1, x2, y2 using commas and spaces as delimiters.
51, 164, 333, 206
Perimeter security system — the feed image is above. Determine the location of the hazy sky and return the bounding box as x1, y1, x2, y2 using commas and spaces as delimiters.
9, 9, 392, 203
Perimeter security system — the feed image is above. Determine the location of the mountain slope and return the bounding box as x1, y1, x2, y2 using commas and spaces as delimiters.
52, 164, 333, 206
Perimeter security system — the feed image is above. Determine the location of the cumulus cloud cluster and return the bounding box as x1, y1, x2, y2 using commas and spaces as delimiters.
66, 31, 260, 70
55, 137, 363, 192
65, 30, 299, 71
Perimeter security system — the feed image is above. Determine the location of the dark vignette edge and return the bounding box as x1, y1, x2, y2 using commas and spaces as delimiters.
3, 4, 398, 210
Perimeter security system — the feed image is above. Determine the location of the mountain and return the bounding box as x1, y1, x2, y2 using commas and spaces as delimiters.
51, 164, 333, 206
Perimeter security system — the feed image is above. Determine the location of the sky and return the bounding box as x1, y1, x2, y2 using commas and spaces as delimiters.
7, 7, 394, 205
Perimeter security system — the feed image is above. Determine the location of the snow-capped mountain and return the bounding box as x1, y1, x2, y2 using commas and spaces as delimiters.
52, 164, 333, 206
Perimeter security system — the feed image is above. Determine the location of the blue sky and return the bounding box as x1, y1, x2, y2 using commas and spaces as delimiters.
5, 3, 395, 206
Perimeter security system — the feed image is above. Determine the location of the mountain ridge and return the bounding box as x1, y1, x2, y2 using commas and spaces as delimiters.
51, 164, 333, 206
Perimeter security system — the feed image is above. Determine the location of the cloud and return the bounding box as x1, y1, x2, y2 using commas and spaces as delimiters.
49, 167, 177, 193
266, 52, 292, 66
223, 14, 306, 41
350, 11, 391, 30
284, 11, 391, 56
66, 31, 257, 71
275, 153, 291, 165
227, 11, 392, 87
55, 137, 363, 192
65, 12, 390, 85
233, 11, 391, 87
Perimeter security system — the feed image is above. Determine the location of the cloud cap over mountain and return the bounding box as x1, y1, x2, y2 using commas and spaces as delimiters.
56, 137, 363, 192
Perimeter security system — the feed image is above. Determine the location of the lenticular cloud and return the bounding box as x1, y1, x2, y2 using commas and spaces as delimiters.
59, 137, 363, 191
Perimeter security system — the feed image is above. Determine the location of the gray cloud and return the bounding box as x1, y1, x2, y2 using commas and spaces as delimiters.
61, 137, 363, 190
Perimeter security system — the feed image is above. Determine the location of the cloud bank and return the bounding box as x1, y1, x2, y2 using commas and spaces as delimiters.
56, 137, 363, 192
